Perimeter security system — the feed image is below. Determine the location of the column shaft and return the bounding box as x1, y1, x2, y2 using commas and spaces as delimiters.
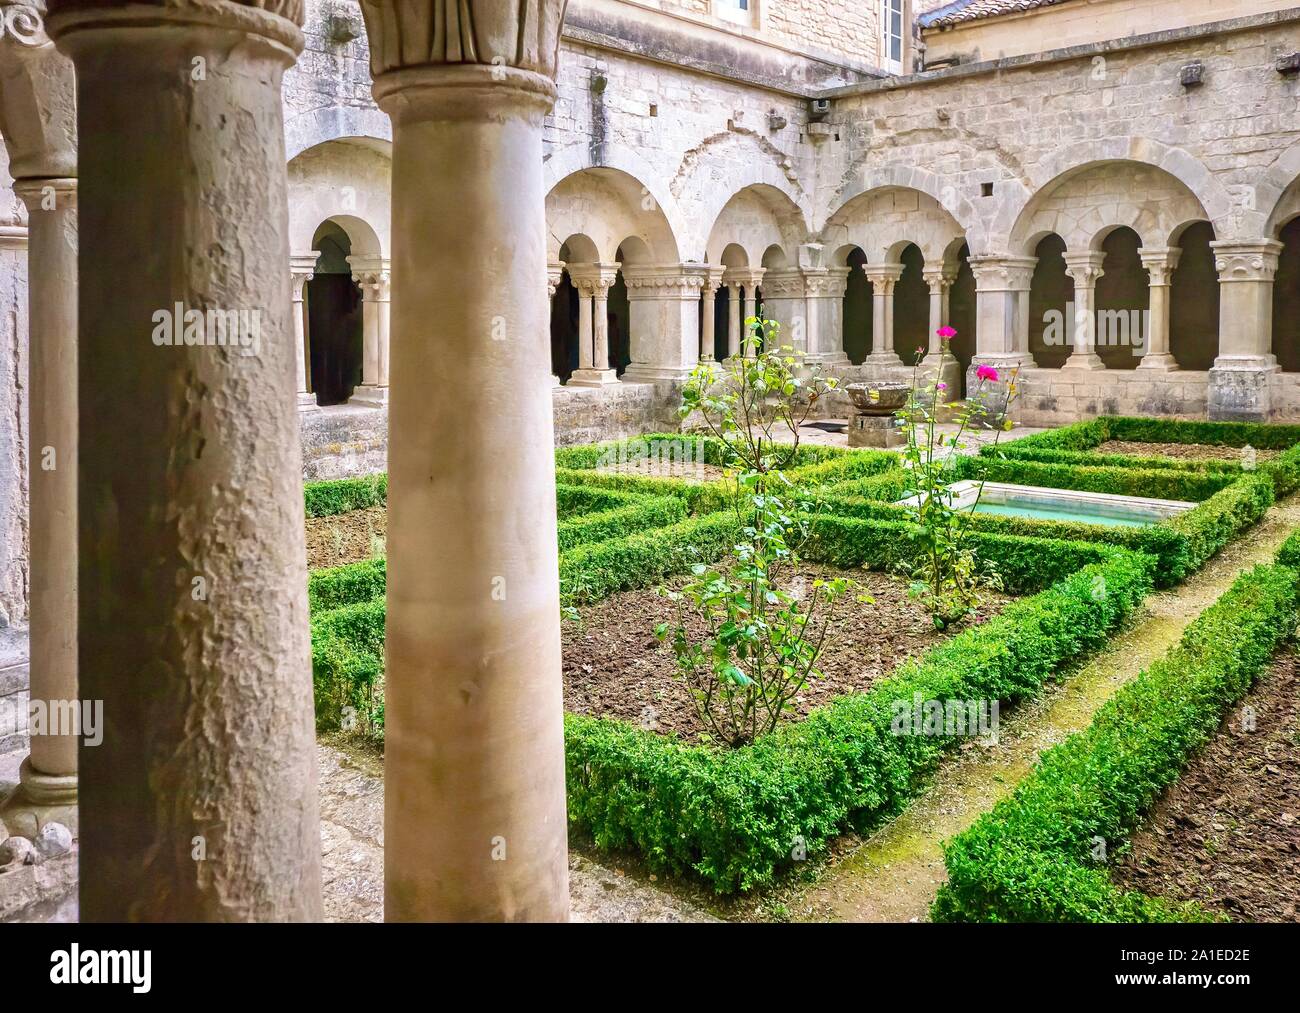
373, 55, 570, 918
52, 2, 322, 921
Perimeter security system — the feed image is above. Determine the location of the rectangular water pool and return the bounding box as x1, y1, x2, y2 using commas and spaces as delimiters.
897, 480, 1196, 528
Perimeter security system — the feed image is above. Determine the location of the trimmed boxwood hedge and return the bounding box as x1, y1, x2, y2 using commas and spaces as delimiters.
931, 555, 1300, 923
1165, 472, 1274, 571
566, 548, 1154, 893
304, 474, 387, 518
954, 454, 1239, 501
556, 494, 687, 553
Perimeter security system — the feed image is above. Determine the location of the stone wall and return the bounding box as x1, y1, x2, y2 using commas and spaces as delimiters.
0, 152, 26, 631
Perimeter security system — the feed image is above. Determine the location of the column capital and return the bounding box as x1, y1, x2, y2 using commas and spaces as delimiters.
290, 251, 318, 277
361, 0, 565, 117
1211, 239, 1283, 281
1061, 250, 1107, 287
861, 261, 904, 286
1138, 246, 1182, 285
11, 176, 75, 212
968, 254, 1036, 290
546, 259, 564, 295
567, 261, 619, 295
922, 263, 960, 291
723, 267, 765, 290
698, 264, 727, 291
621, 263, 706, 300
0, 3, 77, 180
347, 252, 391, 285
801, 266, 849, 299
759, 268, 805, 298
47, 0, 304, 54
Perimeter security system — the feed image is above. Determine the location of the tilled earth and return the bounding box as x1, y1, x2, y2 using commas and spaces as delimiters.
562, 564, 1011, 742
306, 507, 386, 570
1095, 440, 1281, 464
1110, 647, 1300, 922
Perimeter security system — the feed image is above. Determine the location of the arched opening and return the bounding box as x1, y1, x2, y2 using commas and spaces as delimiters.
1095, 226, 1148, 371
550, 268, 580, 383
842, 247, 872, 364
1171, 221, 1220, 371
1028, 234, 1072, 369
894, 243, 928, 366
1272, 217, 1300, 373
307, 220, 363, 405
948, 244, 976, 390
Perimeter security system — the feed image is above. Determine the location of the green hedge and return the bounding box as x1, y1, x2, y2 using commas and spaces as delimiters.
309, 558, 386, 613
932, 559, 1299, 923
803, 513, 1137, 595
1004, 416, 1300, 452
311, 598, 386, 733
814, 496, 1192, 588
819, 468, 912, 502
1277, 527, 1300, 568
1165, 473, 1274, 572
556, 494, 687, 553
304, 474, 387, 518
553, 466, 730, 514
954, 454, 1237, 501
556, 483, 656, 520
566, 548, 1154, 893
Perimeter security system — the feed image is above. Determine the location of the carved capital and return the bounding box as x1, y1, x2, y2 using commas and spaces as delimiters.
758, 268, 804, 298
568, 261, 619, 297
361, 0, 566, 109
1211, 239, 1283, 282
1139, 246, 1182, 286
922, 264, 960, 292
861, 262, 904, 293
1061, 251, 1107, 288
969, 255, 1036, 291
622, 263, 705, 300
546, 259, 564, 296
348, 254, 391, 298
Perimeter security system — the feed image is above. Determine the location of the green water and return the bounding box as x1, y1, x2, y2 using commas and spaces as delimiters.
973, 502, 1152, 528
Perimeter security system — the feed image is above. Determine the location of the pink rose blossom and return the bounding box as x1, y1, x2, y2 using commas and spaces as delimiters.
976, 364, 1000, 382
936, 326, 957, 340
936, 382, 947, 390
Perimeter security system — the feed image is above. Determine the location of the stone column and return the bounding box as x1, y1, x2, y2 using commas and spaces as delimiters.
698, 265, 725, 361
621, 264, 705, 384
0, 7, 79, 837
49, 0, 321, 920
738, 268, 764, 354
968, 255, 1036, 416
347, 253, 391, 406
290, 253, 316, 407
1208, 239, 1283, 421
724, 277, 742, 359
546, 260, 563, 386
1137, 247, 1181, 371
921, 263, 961, 401
568, 262, 619, 386
862, 262, 904, 365
801, 266, 851, 369
759, 268, 805, 354
1061, 250, 1107, 370
360, 0, 571, 921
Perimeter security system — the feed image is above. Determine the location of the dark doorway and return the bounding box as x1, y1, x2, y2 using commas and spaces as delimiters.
1273, 217, 1300, 373
948, 244, 976, 394
1028, 233, 1072, 369
551, 271, 580, 382
1095, 226, 1147, 370
307, 221, 363, 406
843, 247, 872, 364
894, 243, 929, 367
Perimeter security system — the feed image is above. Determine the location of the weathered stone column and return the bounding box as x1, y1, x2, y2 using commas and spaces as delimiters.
347, 253, 391, 406
568, 262, 619, 386
921, 263, 961, 401
863, 261, 904, 364
360, 0, 571, 921
801, 265, 851, 368
547, 260, 563, 386
49, 0, 321, 920
698, 265, 724, 361
760, 268, 804, 353
0, 4, 79, 836
290, 252, 316, 407
968, 255, 1035, 416
724, 277, 742, 359
621, 264, 704, 383
1137, 247, 1180, 371
1061, 250, 1107, 370
739, 268, 764, 354
1208, 239, 1282, 421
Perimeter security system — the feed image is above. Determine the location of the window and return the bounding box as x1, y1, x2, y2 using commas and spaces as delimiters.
718, 0, 754, 27
883, 0, 905, 73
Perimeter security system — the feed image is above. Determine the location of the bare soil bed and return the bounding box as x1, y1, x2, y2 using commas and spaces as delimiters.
1095, 440, 1281, 463
595, 461, 730, 484
1110, 647, 1300, 922
306, 507, 386, 570
562, 564, 1011, 741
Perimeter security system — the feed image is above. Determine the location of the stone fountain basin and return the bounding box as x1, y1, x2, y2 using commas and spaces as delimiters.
844, 381, 909, 415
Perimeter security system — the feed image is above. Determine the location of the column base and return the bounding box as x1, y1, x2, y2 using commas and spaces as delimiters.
551, 374, 563, 389
1136, 353, 1179, 371
619, 364, 692, 385
0, 759, 77, 839
863, 350, 904, 367
1208, 357, 1279, 422
296, 392, 318, 410
1062, 352, 1107, 371
348, 385, 389, 407
567, 368, 621, 387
